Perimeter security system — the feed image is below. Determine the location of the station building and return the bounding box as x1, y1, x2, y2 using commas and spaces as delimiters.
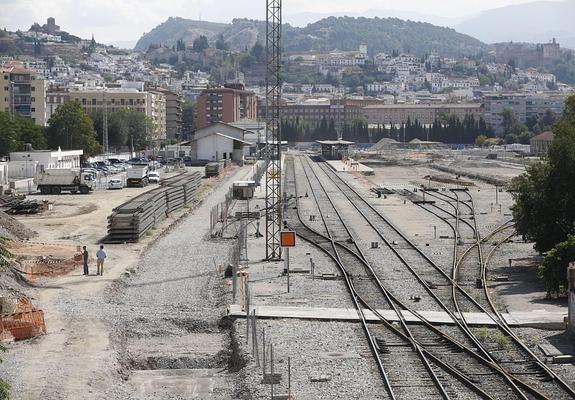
316, 139, 355, 160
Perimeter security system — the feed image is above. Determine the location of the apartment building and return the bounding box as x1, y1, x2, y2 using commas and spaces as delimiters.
363, 104, 483, 126
0, 65, 47, 125
154, 89, 183, 140
68, 88, 167, 139
281, 101, 362, 129
196, 84, 257, 129
483, 93, 568, 133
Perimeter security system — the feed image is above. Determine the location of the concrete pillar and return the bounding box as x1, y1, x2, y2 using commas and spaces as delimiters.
569, 263, 575, 334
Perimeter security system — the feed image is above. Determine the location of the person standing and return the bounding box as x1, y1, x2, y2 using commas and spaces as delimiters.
82, 246, 89, 275
96, 245, 107, 276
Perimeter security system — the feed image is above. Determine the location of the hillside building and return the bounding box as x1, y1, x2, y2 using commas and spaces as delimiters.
483, 93, 567, 134
68, 88, 167, 139
362, 104, 483, 127
0, 65, 47, 125
196, 84, 257, 129
530, 131, 554, 156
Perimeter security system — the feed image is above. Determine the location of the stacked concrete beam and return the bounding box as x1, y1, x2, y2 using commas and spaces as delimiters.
106, 172, 202, 243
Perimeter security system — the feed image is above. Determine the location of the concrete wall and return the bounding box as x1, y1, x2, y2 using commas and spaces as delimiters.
569, 263, 575, 335
197, 135, 234, 161
7, 161, 38, 179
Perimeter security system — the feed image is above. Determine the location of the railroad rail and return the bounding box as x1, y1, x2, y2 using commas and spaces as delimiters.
286, 155, 566, 399
411, 180, 575, 399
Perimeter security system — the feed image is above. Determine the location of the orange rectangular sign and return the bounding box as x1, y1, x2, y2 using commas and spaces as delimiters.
280, 231, 296, 247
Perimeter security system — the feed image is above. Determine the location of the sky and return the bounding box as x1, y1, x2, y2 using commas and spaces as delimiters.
0, 0, 559, 44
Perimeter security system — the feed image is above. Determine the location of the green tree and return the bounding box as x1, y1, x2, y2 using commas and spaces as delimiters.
539, 234, 575, 296
250, 42, 265, 62
215, 35, 229, 51
0, 112, 47, 155
15, 115, 47, 150
0, 112, 20, 155
511, 95, 575, 254
475, 134, 488, 147
192, 35, 209, 53
46, 102, 101, 156
176, 38, 186, 52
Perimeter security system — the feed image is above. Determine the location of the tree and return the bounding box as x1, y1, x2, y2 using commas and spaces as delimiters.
511, 95, 575, 254
215, 35, 229, 51
176, 38, 186, 52
46, 102, 101, 156
539, 234, 575, 296
475, 134, 488, 147
192, 35, 209, 53
0, 112, 47, 155
250, 42, 265, 62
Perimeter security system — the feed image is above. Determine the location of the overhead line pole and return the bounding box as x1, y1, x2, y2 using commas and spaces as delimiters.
265, 0, 283, 260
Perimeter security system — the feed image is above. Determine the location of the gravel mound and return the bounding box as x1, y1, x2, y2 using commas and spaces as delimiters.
0, 210, 36, 240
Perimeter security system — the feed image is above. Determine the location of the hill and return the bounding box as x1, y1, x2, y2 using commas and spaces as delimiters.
135, 16, 487, 57
455, 1, 575, 49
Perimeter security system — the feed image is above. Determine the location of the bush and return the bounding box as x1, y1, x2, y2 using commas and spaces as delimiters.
495, 334, 510, 349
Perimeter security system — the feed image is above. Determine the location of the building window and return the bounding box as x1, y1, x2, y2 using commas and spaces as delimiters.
3, 87, 8, 91
31, 87, 35, 92
82, 99, 87, 105
31, 97, 35, 102
92, 98, 97, 106
31, 107, 35, 112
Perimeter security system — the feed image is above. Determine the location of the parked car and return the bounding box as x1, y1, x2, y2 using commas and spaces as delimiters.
108, 178, 124, 190
148, 171, 161, 184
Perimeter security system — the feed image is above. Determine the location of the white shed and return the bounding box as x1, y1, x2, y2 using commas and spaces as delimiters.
196, 132, 251, 162
9, 148, 83, 172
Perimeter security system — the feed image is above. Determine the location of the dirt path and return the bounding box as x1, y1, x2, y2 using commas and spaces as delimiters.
3, 166, 251, 399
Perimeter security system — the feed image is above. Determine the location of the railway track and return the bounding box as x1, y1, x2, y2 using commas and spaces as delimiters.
410, 182, 575, 399
285, 155, 560, 399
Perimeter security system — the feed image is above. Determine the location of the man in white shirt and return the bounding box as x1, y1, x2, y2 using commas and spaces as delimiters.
96, 245, 107, 276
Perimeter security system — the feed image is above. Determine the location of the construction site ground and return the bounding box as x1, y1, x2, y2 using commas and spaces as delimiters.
1, 165, 252, 399
1, 151, 574, 399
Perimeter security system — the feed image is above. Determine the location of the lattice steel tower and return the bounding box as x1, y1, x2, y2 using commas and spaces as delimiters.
265, 0, 282, 260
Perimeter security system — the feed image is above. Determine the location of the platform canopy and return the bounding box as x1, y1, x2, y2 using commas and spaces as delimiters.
316, 139, 355, 160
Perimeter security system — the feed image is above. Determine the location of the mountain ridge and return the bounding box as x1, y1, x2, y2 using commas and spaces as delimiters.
455, 1, 575, 49
135, 16, 487, 57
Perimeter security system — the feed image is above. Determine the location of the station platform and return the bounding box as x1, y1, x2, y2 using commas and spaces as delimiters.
228, 305, 566, 330
326, 159, 374, 175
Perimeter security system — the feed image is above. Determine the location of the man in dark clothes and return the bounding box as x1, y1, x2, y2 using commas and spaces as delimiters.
83, 246, 89, 275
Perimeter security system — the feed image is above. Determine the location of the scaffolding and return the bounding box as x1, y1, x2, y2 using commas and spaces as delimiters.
265, 0, 282, 260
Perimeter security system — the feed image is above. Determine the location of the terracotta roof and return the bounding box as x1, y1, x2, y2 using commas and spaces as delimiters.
1, 65, 35, 75
530, 131, 554, 142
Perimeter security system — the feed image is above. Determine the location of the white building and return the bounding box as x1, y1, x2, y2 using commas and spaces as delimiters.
9, 148, 83, 172
193, 122, 253, 162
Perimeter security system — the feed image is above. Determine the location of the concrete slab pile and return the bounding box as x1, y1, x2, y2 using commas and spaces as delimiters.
106, 172, 202, 243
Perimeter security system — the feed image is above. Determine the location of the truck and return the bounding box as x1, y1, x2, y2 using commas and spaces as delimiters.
37, 169, 96, 195
126, 165, 149, 187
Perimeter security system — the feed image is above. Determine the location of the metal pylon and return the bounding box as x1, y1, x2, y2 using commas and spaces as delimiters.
265, 0, 282, 260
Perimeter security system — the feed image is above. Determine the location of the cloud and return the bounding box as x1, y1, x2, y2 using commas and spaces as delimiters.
0, 0, 543, 43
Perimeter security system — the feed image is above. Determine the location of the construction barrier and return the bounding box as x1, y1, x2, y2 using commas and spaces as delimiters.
0, 298, 46, 341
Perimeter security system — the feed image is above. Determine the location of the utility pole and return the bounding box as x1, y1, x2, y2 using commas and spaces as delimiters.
265, 0, 283, 260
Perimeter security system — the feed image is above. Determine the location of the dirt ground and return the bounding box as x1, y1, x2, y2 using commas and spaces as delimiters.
0, 166, 239, 399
